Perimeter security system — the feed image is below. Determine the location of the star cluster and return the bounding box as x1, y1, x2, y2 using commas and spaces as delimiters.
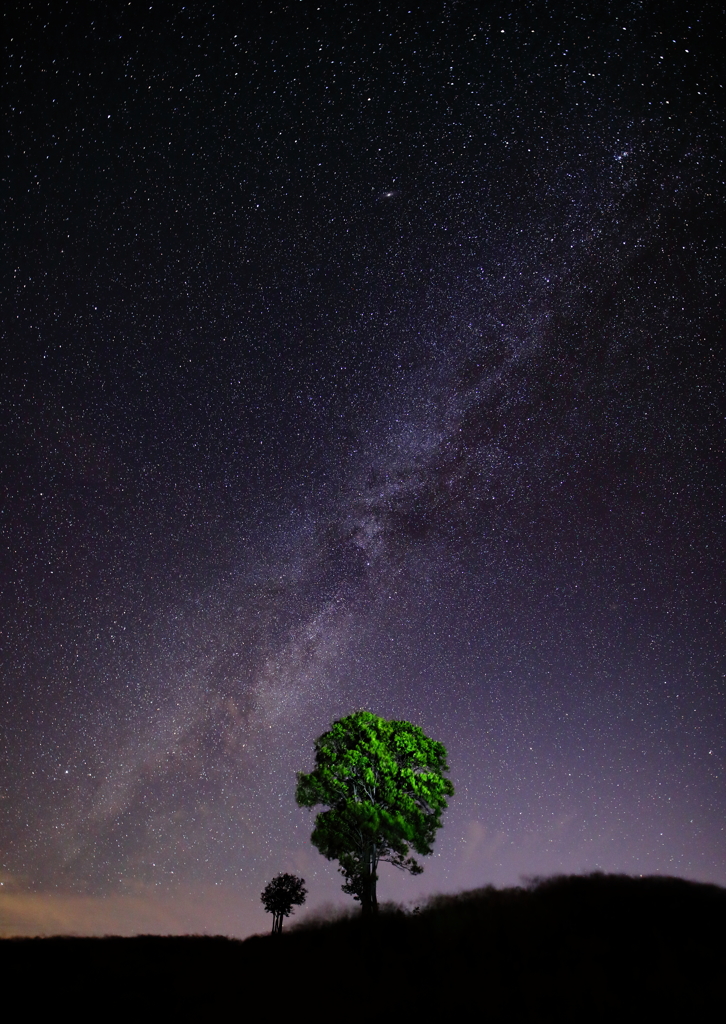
1, 2, 724, 936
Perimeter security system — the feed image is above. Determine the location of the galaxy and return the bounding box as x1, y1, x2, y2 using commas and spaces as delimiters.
1, 2, 724, 937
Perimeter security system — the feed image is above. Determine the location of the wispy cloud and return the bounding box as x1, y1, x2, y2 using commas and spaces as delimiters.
0, 886, 262, 938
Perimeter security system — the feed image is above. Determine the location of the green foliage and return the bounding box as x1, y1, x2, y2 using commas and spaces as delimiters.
261, 873, 307, 934
296, 710, 454, 913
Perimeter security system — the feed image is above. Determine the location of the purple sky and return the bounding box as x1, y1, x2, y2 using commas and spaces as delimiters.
2, 1, 723, 937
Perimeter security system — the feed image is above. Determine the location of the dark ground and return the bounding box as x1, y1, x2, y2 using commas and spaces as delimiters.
4, 873, 725, 1020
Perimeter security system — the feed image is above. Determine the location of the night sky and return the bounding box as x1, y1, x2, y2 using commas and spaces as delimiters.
1, 1, 724, 937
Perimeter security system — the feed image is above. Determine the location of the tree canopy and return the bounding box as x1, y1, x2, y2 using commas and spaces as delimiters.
295, 710, 454, 915
261, 873, 307, 934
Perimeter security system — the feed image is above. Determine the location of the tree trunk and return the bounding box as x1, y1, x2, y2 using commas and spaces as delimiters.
361, 845, 379, 916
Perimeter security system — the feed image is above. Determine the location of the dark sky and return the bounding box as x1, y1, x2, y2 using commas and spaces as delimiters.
1, 0, 724, 936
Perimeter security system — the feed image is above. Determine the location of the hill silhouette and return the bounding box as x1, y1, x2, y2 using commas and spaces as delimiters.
3, 873, 724, 1020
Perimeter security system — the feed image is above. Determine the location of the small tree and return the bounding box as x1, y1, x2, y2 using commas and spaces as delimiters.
261, 873, 307, 934
296, 710, 454, 916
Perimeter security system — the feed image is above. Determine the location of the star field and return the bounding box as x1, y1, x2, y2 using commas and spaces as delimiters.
1, 1, 724, 936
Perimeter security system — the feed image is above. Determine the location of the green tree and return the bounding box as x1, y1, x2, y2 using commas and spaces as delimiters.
261, 873, 307, 934
295, 710, 454, 916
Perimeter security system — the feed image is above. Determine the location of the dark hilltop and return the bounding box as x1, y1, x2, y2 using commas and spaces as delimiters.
4, 873, 725, 1021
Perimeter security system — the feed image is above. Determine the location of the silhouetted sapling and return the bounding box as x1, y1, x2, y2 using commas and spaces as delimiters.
261, 873, 307, 934
296, 710, 454, 916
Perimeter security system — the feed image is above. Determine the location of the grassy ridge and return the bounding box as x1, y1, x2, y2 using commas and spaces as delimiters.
4, 873, 725, 1020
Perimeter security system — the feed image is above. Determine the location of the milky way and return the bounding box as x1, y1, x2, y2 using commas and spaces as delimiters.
1, 3, 724, 936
